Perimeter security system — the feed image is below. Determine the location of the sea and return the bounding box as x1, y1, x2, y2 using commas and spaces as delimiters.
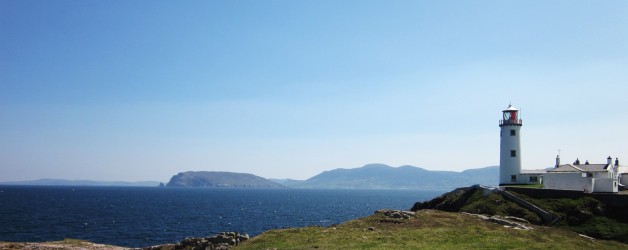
0, 186, 447, 248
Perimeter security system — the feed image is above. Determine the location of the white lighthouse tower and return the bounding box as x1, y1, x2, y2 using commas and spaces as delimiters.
499, 104, 522, 185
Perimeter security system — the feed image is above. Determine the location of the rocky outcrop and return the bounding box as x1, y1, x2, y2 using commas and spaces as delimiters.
462, 212, 533, 230
144, 232, 249, 250
375, 209, 416, 219
166, 171, 284, 188
410, 185, 481, 212
411, 185, 547, 225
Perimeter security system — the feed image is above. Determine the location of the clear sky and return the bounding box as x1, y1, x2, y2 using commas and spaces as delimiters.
1, 1, 627, 182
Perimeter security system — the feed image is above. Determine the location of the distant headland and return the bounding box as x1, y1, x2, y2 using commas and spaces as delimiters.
165, 171, 284, 188
0, 164, 500, 189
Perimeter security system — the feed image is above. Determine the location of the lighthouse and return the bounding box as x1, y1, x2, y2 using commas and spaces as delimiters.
499, 104, 522, 185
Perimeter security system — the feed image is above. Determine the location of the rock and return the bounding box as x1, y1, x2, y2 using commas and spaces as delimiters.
375, 209, 415, 219
368, 227, 375, 231
411, 185, 482, 212
504, 216, 530, 224
145, 232, 248, 250
462, 213, 533, 230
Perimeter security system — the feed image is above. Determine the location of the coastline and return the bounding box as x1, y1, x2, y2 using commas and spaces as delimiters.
3, 209, 626, 250
3, 185, 628, 249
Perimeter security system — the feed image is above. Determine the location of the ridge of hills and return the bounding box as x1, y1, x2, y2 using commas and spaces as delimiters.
277, 164, 498, 189
0, 179, 160, 187
0, 164, 499, 189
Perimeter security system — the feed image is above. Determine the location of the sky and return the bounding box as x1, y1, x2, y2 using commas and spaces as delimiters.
1, 1, 627, 182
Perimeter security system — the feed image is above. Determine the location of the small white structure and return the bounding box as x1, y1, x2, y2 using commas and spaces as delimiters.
544, 156, 619, 193
618, 160, 628, 190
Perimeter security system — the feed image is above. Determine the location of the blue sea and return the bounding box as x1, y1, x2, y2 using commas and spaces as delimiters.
0, 186, 446, 248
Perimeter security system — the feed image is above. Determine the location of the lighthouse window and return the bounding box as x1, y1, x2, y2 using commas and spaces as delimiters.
511, 175, 517, 182
510, 150, 517, 157
510, 130, 516, 136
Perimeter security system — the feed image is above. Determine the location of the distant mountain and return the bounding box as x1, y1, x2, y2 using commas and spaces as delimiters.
282, 164, 498, 189
0, 179, 161, 187
166, 171, 284, 188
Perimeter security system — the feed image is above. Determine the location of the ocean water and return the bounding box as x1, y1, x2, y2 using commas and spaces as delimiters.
0, 186, 446, 247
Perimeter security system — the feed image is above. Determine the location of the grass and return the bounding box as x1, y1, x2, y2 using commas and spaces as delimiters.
507, 192, 628, 243
459, 188, 542, 224
235, 210, 627, 250
0, 238, 126, 249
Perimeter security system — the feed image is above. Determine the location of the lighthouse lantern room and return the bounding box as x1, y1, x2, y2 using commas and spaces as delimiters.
499, 104, 523, 185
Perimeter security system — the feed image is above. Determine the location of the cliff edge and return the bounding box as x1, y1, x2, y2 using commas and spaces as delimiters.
411, 185, 628, 243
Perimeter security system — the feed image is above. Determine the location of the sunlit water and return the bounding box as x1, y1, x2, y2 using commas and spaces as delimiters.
0, 186, 446, 247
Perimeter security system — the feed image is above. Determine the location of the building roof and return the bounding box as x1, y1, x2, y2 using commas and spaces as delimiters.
547, 164, 610, 173
503, 105, 518, 112
520, 169, 547, 174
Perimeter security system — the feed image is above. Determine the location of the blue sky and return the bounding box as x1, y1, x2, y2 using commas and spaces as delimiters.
1, 1, 627, 182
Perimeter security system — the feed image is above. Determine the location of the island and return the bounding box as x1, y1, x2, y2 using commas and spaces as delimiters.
165, 171, 284, 188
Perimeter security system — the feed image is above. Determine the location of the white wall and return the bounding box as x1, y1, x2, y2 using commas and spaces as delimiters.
519, 174, 542, 184
500, 125, 521, 184
619, 174, 628, 187
592, 171, 612, 179
592, 178, 618, 193
544, 172, 593, 192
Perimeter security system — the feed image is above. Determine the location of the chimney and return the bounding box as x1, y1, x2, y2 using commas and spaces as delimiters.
574, 158, 580, 165
555, 155, 560, 168
607, 156, 612, 166
616, 157, 619, 166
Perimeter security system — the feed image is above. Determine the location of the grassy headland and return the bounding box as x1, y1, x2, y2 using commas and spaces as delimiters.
236, 209, 626, 249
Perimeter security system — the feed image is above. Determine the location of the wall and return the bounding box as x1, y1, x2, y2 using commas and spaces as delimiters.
620, 174, 628, 187
496, 189, 559, 224
593, 171, 612, 179
499, 125, 521, 185
505, 186, 628, 223
544, 172, 593, 192
506, 187, 628, 206
519, 173, 543, 184
592, 178, 618, 193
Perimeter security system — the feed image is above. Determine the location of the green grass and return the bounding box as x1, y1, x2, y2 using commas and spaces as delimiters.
508, 192, 628, 243
0, 238, 126, 249
235, 210, 627, 250
458, 188, 542, 224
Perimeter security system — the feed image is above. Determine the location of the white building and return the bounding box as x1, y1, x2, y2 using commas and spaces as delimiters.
544, 157, 619, 193
499, 105, 523, 185
618, 164, 628, 190
498, 104, 544, 185
497, 104, 624, 192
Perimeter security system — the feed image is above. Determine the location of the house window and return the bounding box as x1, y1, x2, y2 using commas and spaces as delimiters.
510, 150, 517, 157
511, 175, 517, 182
529, 176, 538, 182
510, 130, 516, 136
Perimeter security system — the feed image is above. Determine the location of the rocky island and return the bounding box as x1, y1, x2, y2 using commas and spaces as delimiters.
165, 171, 284, 188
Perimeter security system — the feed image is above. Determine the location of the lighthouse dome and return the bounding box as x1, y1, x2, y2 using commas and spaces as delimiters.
503, 105, 518, 112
